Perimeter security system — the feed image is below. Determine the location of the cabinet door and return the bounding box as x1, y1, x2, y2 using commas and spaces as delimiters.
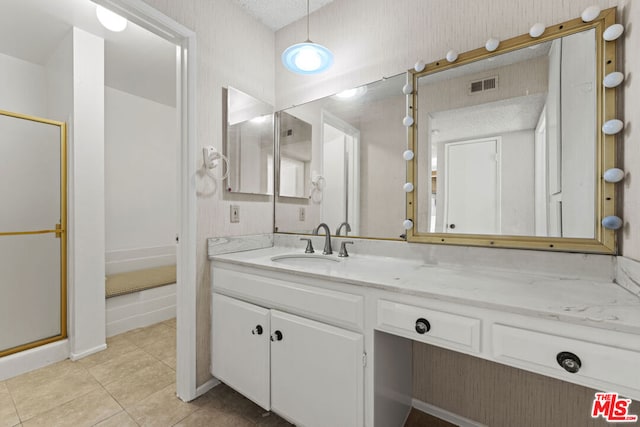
270, 310, 364, 427
211, 293, 270, 410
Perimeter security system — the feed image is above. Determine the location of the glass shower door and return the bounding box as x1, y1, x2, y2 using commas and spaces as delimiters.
0, 110, 67, 357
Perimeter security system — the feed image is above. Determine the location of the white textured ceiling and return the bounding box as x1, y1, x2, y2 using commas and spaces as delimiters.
0, 0, 176, 107
230, 0, 336, 31
430, 94, 547, 144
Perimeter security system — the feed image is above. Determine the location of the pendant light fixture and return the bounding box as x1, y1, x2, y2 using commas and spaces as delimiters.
282, 0, 333, 74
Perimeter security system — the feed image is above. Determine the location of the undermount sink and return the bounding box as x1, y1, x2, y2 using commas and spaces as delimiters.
270, 253, 341, 266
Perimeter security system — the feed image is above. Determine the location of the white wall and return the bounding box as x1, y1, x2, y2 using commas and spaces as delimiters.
275, 0, 616, 109
141, 0, 276, 386
620, 0, 640, 260
67, 28, 106, 360
0, 53, 47, 117
104, 86, 178, 255
358, 95, 405, 238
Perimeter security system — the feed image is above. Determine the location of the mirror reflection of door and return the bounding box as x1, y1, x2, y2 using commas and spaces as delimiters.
322, 112, 360, 235
278, 112, 312, 198
443, 137, 501, 234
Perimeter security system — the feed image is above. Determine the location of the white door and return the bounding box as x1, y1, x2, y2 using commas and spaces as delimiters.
211, 293, 271, 410
270, 310, 364, 427
444, 137, 501, 234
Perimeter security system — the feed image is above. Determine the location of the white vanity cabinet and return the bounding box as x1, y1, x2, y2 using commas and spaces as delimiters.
211, 268, 365, 427
211, 293, 270, 409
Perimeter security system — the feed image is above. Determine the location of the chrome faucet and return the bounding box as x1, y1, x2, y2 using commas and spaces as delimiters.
312, 223, 333, 255
335, 222, 351, 236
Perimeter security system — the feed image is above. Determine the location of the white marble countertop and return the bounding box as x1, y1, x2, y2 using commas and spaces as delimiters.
210, 245, 640, 334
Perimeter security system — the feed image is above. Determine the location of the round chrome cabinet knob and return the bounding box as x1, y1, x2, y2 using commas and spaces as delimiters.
556, 351, 581, 373
251, 325, 263, 335
270, 330, 283, 342
415, 318, 431, 334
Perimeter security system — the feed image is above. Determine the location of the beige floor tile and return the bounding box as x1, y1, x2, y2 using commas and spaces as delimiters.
127, 383, 197, 426
21, 388, 120, 427
161, 355, 176, 371
121, 323, 174, 349
139, 328, 176, 362
162, 318, 176, 329
173, 407, 254, 427
88, 349, 160, 386
77, 335, 138, 369
103, 361, 175, 409
193, 384, 265, 421
93, 410, 139, 427
0, 382, 20, 427
6, 360, 100, 421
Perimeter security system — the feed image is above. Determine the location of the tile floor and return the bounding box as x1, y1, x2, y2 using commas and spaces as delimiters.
0, 319, 293, 427
1, 319, 451, 426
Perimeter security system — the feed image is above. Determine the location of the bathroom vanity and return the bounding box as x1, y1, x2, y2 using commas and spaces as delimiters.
209, 236, 640, 427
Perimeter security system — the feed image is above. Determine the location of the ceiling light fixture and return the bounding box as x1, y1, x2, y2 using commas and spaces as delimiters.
334, 86, 367, 100
96, 5, 127, 32
282, 0, 333, 75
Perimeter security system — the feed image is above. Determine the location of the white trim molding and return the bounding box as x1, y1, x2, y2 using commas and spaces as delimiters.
70, 344, 108, 361
412, 398, 488, 427
0, 340, 70, 381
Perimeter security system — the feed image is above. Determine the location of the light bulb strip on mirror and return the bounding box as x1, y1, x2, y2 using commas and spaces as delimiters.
404, 7, 620, 253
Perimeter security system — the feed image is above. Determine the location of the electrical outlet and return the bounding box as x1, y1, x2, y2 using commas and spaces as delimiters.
230, 205, 240, 223
298, 207, 305, 222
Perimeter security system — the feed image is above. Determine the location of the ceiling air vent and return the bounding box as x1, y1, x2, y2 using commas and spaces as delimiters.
469, 76, 498, 94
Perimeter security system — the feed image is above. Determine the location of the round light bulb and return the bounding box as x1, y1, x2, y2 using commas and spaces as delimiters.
581, 5, 601, 23
485, 38, 500, 52
603, 24, 624, 41
96, 5, 128, 32
402, 83, 413, 95
529, 23, 546, 38
403, 150, 415, 161
403, 116, 414, 127
403, 183, 414, 192
295, 46, 322, 71
414, 60, 426, 72
602, 119, 624, 135
446, 50, 458, 62
603, 72, 624, 88
403, 219, 414, 230
602, 216, 623, 230
603, 168, 625, 183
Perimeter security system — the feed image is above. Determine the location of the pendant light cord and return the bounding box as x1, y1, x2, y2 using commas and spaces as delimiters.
306, 0, 310, 41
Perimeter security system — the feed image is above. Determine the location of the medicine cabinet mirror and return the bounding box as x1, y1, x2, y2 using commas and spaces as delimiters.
275, 74, 406, 239
223, 86, 274, 195
407, 8, 618, 253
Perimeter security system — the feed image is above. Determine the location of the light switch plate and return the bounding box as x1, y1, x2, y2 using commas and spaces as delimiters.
230, 205, 240, 223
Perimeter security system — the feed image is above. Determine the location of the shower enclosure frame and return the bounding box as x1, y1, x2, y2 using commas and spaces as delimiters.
0, 109, 67, 358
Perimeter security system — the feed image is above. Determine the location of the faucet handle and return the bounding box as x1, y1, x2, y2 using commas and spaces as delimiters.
300, 238, 314, 254
338, 241, 354, 257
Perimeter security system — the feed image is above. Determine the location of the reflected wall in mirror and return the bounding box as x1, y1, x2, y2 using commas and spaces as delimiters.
275, 74, 406, 239
408, 9, 618, 253
223, 86, 274, 195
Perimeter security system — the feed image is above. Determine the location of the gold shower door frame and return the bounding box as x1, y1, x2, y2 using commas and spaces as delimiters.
0, 109, 67, 357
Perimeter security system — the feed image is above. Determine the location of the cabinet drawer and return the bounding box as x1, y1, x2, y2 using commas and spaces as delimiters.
213, 268, 364, 330
492, 324, 640, 393
377, 300, 481, 353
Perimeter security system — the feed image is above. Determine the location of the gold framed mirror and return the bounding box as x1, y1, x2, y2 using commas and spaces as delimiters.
406, 8, 619, 254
